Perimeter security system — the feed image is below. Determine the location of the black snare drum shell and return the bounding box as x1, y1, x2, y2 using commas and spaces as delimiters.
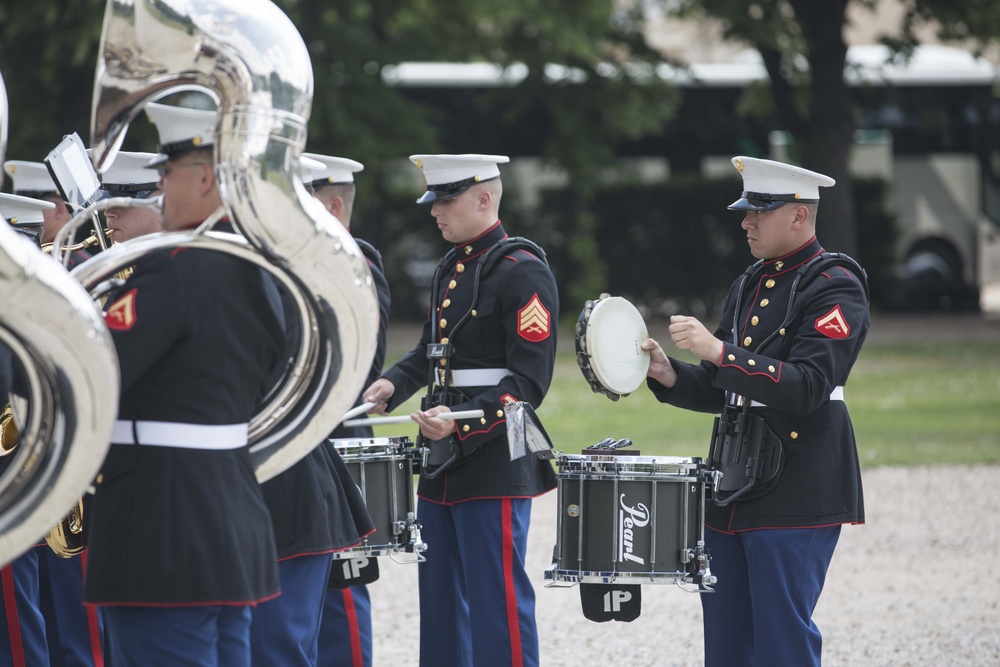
557, 475, 702, 579
344, 454, 414, 552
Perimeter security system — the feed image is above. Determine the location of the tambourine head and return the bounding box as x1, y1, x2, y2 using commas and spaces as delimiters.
575, 295, 650, 400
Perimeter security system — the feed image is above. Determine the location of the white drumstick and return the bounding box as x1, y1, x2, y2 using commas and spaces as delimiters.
341, 401, 378, 423
343, 409, 485, 428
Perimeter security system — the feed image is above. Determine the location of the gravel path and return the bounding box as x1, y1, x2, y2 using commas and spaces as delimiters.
366, 464, 1000, 666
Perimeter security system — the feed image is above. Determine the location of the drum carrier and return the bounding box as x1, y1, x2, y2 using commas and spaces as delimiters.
709, 252, 869, 506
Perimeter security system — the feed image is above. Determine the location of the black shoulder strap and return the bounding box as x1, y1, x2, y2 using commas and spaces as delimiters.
354, 237, 384, 274
478, 236, 549, 276
752, 252, 870, 354
795, 252, 870, 305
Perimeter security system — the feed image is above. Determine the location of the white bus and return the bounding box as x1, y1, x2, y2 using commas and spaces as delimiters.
384, 45, 1000, 313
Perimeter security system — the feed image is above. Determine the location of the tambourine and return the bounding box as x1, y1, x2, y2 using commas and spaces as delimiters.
575, 294, 650, 401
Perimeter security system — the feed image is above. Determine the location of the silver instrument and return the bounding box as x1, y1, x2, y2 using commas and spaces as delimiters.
0, 70, 120, 566
81, 0, 379, 481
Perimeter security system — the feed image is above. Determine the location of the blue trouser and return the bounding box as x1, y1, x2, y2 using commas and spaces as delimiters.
36, 547, 105, 667
418, 497, 539, 667
250, 553, 333, 666
0, 550, 49, 667
701, 525, 842, 667
317, 584, 372, 667
103, 604, 252, 667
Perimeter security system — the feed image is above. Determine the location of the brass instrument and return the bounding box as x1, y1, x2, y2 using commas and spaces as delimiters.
42, 228, 115, 257
44, 499, 85, 558
77, 0, 379, 482
0, 404, 17, 455
0, 400, 85, 557
0, 70, 120, 567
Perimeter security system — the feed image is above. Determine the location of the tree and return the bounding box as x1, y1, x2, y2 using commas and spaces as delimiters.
660, 0, 1000, 257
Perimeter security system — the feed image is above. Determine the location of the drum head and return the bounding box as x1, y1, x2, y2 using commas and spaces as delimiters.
579, 296, 649, 397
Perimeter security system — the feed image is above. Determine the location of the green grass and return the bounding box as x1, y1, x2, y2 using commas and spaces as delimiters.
371, 330, 1000, 468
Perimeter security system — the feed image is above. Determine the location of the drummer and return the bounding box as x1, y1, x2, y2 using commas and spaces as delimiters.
361, 154, 559, 667
642, 156, 869, 667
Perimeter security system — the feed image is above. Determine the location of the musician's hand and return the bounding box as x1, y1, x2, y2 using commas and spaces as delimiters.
362, 378, 395, 415
642, 338, 677, 388
668, 315, 724, 364
412, 405, 457, 441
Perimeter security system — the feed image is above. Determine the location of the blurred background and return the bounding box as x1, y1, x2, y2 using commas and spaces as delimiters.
2, 0, 998, 323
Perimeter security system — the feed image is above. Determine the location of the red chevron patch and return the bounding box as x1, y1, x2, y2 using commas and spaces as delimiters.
815, 305, 850, 339
517, 293, 551, 342
105, 288, 138, 331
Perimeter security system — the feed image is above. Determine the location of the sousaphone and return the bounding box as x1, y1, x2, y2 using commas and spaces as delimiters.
76, 0, 379, 481
0, 70, 120, 567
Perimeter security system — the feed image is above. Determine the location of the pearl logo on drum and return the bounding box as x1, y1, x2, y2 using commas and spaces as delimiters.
618, 493, 651, 564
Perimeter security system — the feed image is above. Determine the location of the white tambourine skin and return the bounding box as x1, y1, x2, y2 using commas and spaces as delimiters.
586, 296, 650, 395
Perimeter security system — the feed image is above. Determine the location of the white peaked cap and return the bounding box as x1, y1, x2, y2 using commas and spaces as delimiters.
409, 153, 509, 203
301, 153, 364, 186
3, 161, 58, 195
144, 102, 218, 167
728, 156, 835, 211
0, 192, 56, 224
102, 151, 160, 189
299, 155, 325, 183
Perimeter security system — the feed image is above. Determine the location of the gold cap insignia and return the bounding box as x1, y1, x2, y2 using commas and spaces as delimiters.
413, 158, 424, 169
735, 158, 744, 173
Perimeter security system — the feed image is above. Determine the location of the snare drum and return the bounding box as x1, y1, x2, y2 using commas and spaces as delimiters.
546, 454, 713, 585
330, 437, 426, 558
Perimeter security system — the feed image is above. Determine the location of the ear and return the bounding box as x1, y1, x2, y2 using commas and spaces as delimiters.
198, 163, 216, 196
477, 188, 492, 211
328, 195, 345, 218
790, 204, 809, 229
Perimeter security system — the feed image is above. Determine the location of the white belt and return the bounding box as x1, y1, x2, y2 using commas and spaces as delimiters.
735, 386, 844, 409
435, 368, 513, 387
111, 420, 249, 450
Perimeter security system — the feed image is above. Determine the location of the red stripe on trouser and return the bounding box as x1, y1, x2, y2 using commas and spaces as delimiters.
1, 565, 26, 667
342, 588, 364, 667
501, 499, 523, 667
79, 552, 105, 667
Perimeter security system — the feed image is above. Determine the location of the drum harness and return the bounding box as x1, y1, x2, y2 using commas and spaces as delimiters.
709, 252, 869, 506
419, 237, 549, 478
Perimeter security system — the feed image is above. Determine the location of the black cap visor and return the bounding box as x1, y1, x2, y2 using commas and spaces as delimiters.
729, 191, 817, 212
100, 182, 159, 200
415, 174, 498, 204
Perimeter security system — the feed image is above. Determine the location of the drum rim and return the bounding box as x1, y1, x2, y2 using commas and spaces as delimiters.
544, 567, 696, 585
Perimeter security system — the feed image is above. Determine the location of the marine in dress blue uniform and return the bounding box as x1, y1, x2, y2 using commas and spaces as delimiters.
4, 161, 110, 667
363, 154, 558, 667
3, 160, 87, 253
302, 154, 391, 667
643, 156, 869, 667
36, 152, 163, 667
83, 101, 283, 667
0, 194, 56, 667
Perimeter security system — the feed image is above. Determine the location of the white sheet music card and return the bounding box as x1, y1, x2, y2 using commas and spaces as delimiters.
44, 133, 101, 211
